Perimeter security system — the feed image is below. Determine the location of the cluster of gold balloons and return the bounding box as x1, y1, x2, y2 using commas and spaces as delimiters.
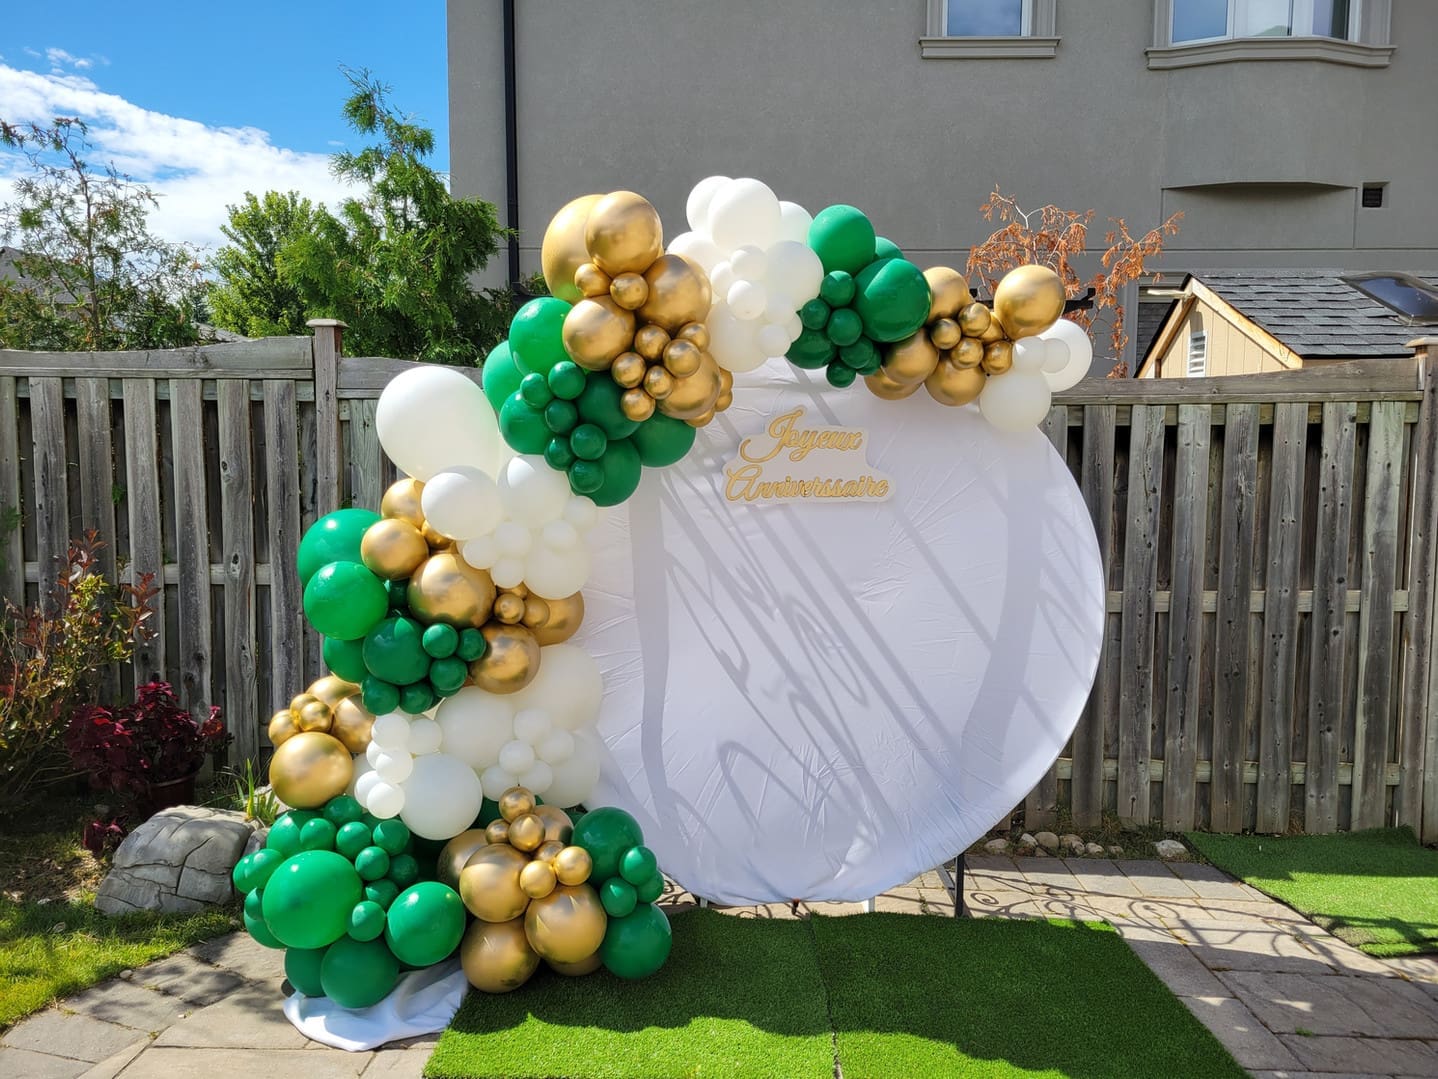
267, 674, 370, 807
441, 787, 607, 993
867, 264, 1065, 407
542, 191, 733, 428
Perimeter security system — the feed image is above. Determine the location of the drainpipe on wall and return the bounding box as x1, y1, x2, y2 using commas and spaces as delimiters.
502, 0, 521, 291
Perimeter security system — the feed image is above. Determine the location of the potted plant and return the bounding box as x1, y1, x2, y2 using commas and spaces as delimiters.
65, 681, 228, 819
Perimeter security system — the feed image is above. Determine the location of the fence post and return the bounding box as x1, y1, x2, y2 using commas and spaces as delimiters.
308, 319, 346, 517
1409, 338, 1438, 843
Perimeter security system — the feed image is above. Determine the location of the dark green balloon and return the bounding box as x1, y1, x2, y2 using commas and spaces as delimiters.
362, 677, 400, 716
571, 806, 645, 882
300, 818, 338, 852
819, 271, 856, 309
348, 900, 387, 942
372, 819, 411, 856
303, 561, 387, 641
799, 297, 831, 331
285, 946, 328, 996
385, 577, 409, 611
356, 846, 391, 881
364, 878, 400, 910
336, 820, 372, 860
421, 622, 458, 659
631, 413, 696, 468
233, 847, 285, 894
620, 845, 658, 886
261, 850, 363, 950
826, 364, 857, 388
266, 815, 304, 858
520, 371, 554, 409
428, 656, 467, 695
388, 853, 420, 888
320, 936, 399, 1009
245, 907, 284, 949
600, 877, 638, 918
481, 340, 524, 416
324, 795, 365, 827
570, 423, 607, 461
499, 392, 552, 455
243, 887, 266, 923
854, 257, 932, 343
874, 236, 903, 261
456, 628, 487, 662
577, 374, 640, 439
385, 882, 466, 967
510, 297, 572, 376
809, 205, 876, 276
839, 338, 880, 371
544, 399, 579, 434
635, 872, 664, 904
825, 307, 863, 347
323, 636, 368, 683
297, 509, 382, 586
547, 360, 587, 400
568, 459, 603, 495
787, 327, 837, 370
599, 903, 672, 981
399, 682, 435, 714
363, 617, 430, 686
545, 436, 577, 471
589, 437, 643, 507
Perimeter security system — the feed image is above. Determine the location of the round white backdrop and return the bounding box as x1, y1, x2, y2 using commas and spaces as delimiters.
578, 358, 1104, 904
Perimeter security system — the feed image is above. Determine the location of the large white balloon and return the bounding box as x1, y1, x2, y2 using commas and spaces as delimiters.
435, 687, 513, 769
541, 730, 601, 809
979, 370, 1054, 432
707, 308, 766, 373
777, 200, 813, 245
764, 241, 824, 308
399, 753, 484, 841
1039, 319, 1094, 392
706, 178, 782, 252
499, 457, 571, 528
686, 175, 731, 232
376, 366, 503, 481
667, 231, 725, 274
509, 644, 603, 731
522, 543, 590, 601
421, 467, 503, 541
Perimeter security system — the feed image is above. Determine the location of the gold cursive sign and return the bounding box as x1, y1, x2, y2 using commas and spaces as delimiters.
724, 407, 892, 505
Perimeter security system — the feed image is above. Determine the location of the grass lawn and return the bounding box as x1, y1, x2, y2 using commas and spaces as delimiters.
1187, 827, 1438, 958
427, 909, 1243, 1079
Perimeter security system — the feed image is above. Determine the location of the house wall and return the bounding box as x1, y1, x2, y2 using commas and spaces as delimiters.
1145, 297, 1294, 377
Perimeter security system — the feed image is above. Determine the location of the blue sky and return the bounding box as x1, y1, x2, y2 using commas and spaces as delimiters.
0, 2, 450, 248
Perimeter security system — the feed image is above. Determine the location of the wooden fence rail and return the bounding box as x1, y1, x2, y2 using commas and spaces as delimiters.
3, 325, 1435, 841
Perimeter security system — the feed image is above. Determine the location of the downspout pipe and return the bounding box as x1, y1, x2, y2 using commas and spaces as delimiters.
502, 0, 521, 290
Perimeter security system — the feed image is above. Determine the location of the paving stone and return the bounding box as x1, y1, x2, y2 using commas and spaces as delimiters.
1386, 954, 1438, 983
1120, 929, 1231, 997
1118, 860, 1200, 899
1015, 860, 1086, 897
963, 888, 1034, 917
1281, 920, 1405, 977
1185, 923, 1337, 975
1059, 858, 1143, 897
874, 892, 928, 915
1201, 898, 1312, 925
1178, 994, 1303, 1070
1280, 1034, 1438, 1076
76, 1038, 149, 1079
963, 854, 1020, 875
1166, 861, 1265, 901
361, 1048, 433, 1077
0, 1046, 89, 1078
135, 956, 246, 1006
1216, 970, 1390, 1035
62, 978, 191, 1031
1250, 1072, 1389, 1079
3, 1009, 143, 1063
187, 932, 285, 983
119, 1047, 368, 1078
153, 983, 306, 1049
1339, 973, 1438, 1036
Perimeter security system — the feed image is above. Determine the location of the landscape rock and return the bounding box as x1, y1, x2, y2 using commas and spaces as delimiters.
1154, 838, 1187, 860
983, 838, 1009, 854
95, 806, 257, 916
1017, 833, 1038, 851
1107, 845, 1124, 856
1060, 833, 1085, 854
1085, 842, 1106, 856
243, 826, 269, 858
1034, 831, 1060, 853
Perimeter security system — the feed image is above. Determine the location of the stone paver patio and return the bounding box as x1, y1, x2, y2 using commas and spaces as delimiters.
2, 857, 1434, 1078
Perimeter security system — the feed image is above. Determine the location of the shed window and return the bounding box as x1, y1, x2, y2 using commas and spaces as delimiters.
1186, 330, 1209, 377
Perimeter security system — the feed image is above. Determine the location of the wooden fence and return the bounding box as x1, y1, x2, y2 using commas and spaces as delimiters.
3, 325, 1436, 841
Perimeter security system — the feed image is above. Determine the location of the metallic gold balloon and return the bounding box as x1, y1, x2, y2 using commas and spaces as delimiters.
547, 952, 603, 977
523, 883, 607, 964
926, 358, 987, 407
521, 596, 550, 629
540, 193, 604, 304
438, 829, 490, 890
993, 264, 1066, 339
493, 592, 525, 625
535, 840, 565, 864
268, 731, 353, 809
520, 858, 558, 900
532, 592, 584, 647
381, 478, 426, 529
958, 302, 992, 338
290, 692, 319, 715
470, 623, 540, 694
979, 311, 1008, 344
562, 297, 637, 371
532, 804, 574, 845
309, 675, 360, 710
584, 191, 664, 276
297, 699, 333, 733
676, 321, 710, 351
663, 338, 702, 377
659, 354, 722, 421
552, 845, 593, 886
688, 408, 716, 428
883, 331, 939, 385
643, 366, 674, 400
459, 843, 531, 923
485, 819, 511, 846
407, 552, 497, 629
633, 324, 670, 362
609, 272, 649, 311
715, 391, 733, 413
864, 370, 923, 401
268, 709, 300, 748
929, 317, 962, 351
330, 697, 375, 754
982, 340, 1015, 376
924, 266, 974, 321
952, 337, 985, 369
460, 916, 540, 994
361, 518, 428, 580
612, 351, 647, 388
574, 261, 612, 298
508, 813, 545, 852
498, 786, 536, 822
638, 254, 712, 333
719, 368, 733, 397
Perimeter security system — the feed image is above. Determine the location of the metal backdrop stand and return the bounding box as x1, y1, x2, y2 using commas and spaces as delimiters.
937, 853, 968, 917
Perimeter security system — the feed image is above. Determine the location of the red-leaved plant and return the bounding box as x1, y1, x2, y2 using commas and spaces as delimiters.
65, 681, 227, 797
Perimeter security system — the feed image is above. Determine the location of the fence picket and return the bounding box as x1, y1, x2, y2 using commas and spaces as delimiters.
122, 379, 165, 681
219, 381, 258, 763
0, 378, 21, 606
264, 379, 304, 722
28, 378, 68, 614
171, 379, 212, 725
1072, 404, 1116, 828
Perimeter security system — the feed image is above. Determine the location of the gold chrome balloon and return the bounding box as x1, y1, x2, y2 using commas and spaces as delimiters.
519, 858, 558, 900
925, 266, 974, 321
676, 321, 710, 350
535, 840, 566, 864
532, 591, 583, 646
532, 804, 574, 845
643, 365, 674, 400
361, 518, 429, 580
929, 317, 962, 351
296, 699, 333, 733
508, 812, 546, 852
470, 623, 541, 694
926, 358, 987, 407
421, 519, 448, 549
637, 254, 712, 333
547, 952, 603, 977
688, 408, 716, 428
459, 843, 531, 923
633, 324, 669, 362
521, 596, 550, 629
437, 829, 490, 890
618, 390, 655, 423
381, 478, 425, 529
883, 331, 939, 385
958, 302, 991, 338
540, 193, 604, 303
982, 340, 1015, 376
662, 338, 702, 378
562, 297, 637, 371
952, 338, 985, 369
268, 731, 353, 809
979, 312, 1007, 344
864, 370, 923, 401
993, 264, 1065, 340
309, 675, 359, 710
407, 551, 497, 629
609, 272, 648, 311
329, 697, 374, 754
552, 845, 593, 886
290, 692, 319, 715
660, 354, 722, 422
584, 191, 664, 276
460, 916, 540, 994
493, 592, 525, 625
485, 819, 511, 846
523, 883, 607, 964
611, 351, 647, 389
574, 261, 612, 299
268, 709, 300, 748
499, 786, 537, 822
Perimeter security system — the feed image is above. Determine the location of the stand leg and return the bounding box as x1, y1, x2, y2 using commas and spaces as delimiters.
955, 853, 967, 918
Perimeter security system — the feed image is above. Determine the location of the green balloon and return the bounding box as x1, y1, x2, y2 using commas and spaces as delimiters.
854, 257, 932, 343
481, 340, 524, 416
233, 848, 285, 894
456, 628, 487, 662
428, 656, 468, 695
303, 562, 387, 641
510, 297, 572, 376
874, 236, 903, 261
372, 819, 412, 856
261, 850, 363, 950
388, 853, 420, 888
787, 327, 837, 370
297, 509, 382, 586
356, 846, 391, 881
819, 271, 856, 309
839, 338, 880, 372
421, 622, 459, 659
385, 577, 409, 611
499, 392, 552, 455
826, 364, 857, 388
577, 374, 640, 439
320, 936, 399, 1010
568, 459, 604, 495
589, 437, 643, 507
635, 872, 664, 904
547, 360, 587, 400
323, 795, 365, 828
599, 903, 672, 981
348, 900, 387, 942
600, 877, 638, 918
520, 371, 554, 409
362, 677, 400, 716
399, 682, 435, 714
385, 882, 466, 966
631, 413, 696, 468
825, 307, 863, 347
544, 399, 579, 435
322, 637, 368, 683
799, 297, 831, 331
364, 879, 400, 910
243, 887, 266, 923
336, 820, 372, 859
571, 806, 645, 881
245, 908, 284, 949
266, 815, 304, 858
300, 818, 338, 852
620, 845, 658, 886
285, 946, 328, 996
363, 617, 430, 686
809, 205, 876, 276
545, 436, 577, 471
570, 423, 607, 461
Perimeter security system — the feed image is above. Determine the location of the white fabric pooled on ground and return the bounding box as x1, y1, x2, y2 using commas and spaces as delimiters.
283, 958, 468, 1051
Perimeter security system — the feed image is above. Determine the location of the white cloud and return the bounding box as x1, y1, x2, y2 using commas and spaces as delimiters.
0, 62, 355, 251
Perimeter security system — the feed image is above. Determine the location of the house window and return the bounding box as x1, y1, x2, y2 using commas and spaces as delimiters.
1186, 330, 1209, 378
921, 0, 1058, 58
1149, 0, 1392, 68
1171, 0, 1357, 44
946, 0, 1029, 37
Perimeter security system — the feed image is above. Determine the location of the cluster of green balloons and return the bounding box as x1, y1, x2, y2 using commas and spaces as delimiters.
787, 205, 931, 388
323, 614, 487, 716
299, 509, 392, 643
232, 796, 466, 1009
482, 299, 698, 507
571, 806, 672, 980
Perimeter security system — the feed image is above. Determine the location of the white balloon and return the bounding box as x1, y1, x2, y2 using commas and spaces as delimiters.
498, 739, 536, 775
542, 730, 601, 808
491, 556, 526, 590
512, 708, 552, 745
757, 323, 791, 358
978, 371, 1054, 432
436, 687, 514, 768
509, 644, 603, 731
374, 750, 414, 784
420, 466, 503, 541
542, 520, 579, 550
522, 543, 590, 600
365, 741, 386, 768
1039, 319, 1094, 392
1041, 337, 1071, 374
707, 308, 766, 374
563, 497, 599, 532
516, 760, 554, 798
727, 280, 766, 321
353, 766, 380, 804
763, 291, 796, 325
730, 245, 767, 282
667, 230, 725, 274
764, 241, 824, 306
709, 261, 735, 296
371, 713, 411, 751
785, 313, 803, 340
778, 200, 813, 244
537, 728, 575, 766
399, 753, 483, 841
707, 178, 782, 252
1011, 337, 1047, 374
367, 781, 405, 819
500, 456, 570, 528
376, 366, 502, 481
685, 175, 731, 232
461, 534, 500, 570
494, 521, 532, 557
406, 718, 443, 756
480, 764, 518, 797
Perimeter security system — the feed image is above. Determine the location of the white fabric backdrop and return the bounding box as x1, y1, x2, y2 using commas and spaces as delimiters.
578, 359, 1104, 904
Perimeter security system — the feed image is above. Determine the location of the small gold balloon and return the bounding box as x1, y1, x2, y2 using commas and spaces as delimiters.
952, 337, 985, 369
438, 829, 490, 890
407, 552, 497, 628
509, 812, 546, 853
924, 266, 974, 321
547, 952, 604, 977
552, 845, 593, 886
381, 478, 425, 528
621, 389, 656, 423
290, 692, 319, 715
638, 254, 713, 333
929, 317, 962, 351
662, 338, 702, 377
676, 321, 710, 350
643, 365, 675, 400
715, 391, 733, 413
534, 591, 585, 646
958, 302, 992, 338
460, 843, 531, 923
297, 699, 332, 733
926, 358, 987, 407
574, 261, 612, 299
562, 297, 637, 371
540, 193, 604, 304
584, 190, 664, 276
524, 883, 607, 964
507, 583, 529, 600
609, 272, 649, 311
982, 340, 1015, 375
268, 731, 353, 809
535, 840, 566, 864
361, 518, 428, 580
687, 408, 716, 428
421, 519, 449, 548
520, 858, 558, 899
719, 368, 733, 395
883, 331, 940, 385
308, 675, 359, 710
460, 916, 540, 994
493, 592, 525, 625
660, 354, 722, 421
498, 786, 536, 822
470, 623, 541, 694
993, 264, 1066, 339
521, 596, 550, 629
611, 351, 647, 388
633, 324, 670, 362
532, 804, 574, 845
864, 370, 923, 401
979, 311, 1008, 344
330, 697, 375, 754
485, 819, 512, 846
268, 709, 300, 748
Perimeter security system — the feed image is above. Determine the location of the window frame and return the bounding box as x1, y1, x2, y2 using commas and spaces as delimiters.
1185, 329, 1209, 378
921, 0, 1059, 59
1148, 0, 1393, 68
1170, 0, 1361, 46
